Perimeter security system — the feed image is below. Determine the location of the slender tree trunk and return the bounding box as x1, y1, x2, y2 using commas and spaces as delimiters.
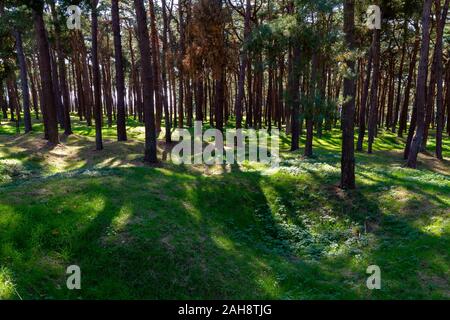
435, 0, 449, 160
134, 0, 158, 163
195, 75, 204, 122
305, 54, 318, 158
50, 51, 64, 128
445, 63, 450, 136
6, 76, 16, 122
215, 72, 225, 132
235, 0, 251, 129
33, 54, 49, 138
161, 0, 172, 143
79, 31, 93, 126
148, 0, 163, 135
422, 46, 437, 152
0, 80, 7, 119
247, 57, 253, 128
111, 0, 127, 141
290, 45, 301, 151
392, 20, 408, 132
91, 0, 103, 150
32, 6, 59, 145
13, 29, 32, 133
28, 58, 39, 119
367, 27, 381, 154
341, 0, 356, 189
51, 2, 72, 135
128, 28, 143, 123
398, 26, 419, 137
357, 47, 372, 151
178, 0, 186, 128
407, 0, 432, 168
386, 57, 395, 129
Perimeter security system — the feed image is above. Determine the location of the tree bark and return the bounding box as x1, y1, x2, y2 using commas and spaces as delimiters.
0, 79, 7, 119
357, 47, 372, 151
235, 0, 251, 129
407, 0, 432, 168
435, 0, 449, 160
398, 26, 419, 137
32, 6, 59, 145
50, 2, 72, 135
392, 20, 408, 132
91, 0, 103, 150
111, 0, 127, 141
367, 28, 381, 154
341, 0, 356, 189
13, 29, 32, 133
134, 0, 158, 163
290, 45, 301, 152
161, 0, 172, 143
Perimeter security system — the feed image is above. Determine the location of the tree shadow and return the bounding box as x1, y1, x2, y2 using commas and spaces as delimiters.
0, 127, 448, 299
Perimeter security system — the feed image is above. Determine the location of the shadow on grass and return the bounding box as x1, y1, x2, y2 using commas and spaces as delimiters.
0, 118, 449, 299
0, 158, 448, 299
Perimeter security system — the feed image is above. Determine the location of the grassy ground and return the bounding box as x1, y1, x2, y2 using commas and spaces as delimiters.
0, 116, 449, 299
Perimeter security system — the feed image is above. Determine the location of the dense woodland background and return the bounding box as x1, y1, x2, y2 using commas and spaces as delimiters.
0, 0, 449, 300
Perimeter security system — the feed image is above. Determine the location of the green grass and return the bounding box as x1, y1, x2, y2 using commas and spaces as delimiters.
0, 116, 449, 299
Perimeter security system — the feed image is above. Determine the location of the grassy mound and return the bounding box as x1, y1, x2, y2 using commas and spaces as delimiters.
0, 118, 448, 299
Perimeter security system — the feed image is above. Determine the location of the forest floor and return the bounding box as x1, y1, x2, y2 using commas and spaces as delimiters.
0, 117, 449, 299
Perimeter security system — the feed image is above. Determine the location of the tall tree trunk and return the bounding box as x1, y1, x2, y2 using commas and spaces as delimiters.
79, 31, 93, 126
134, 0, 158, 163
341, 0, 356, 189
305, 54, 318, 158
246, 58, 253, 128
367, 27, 381, 154
128, 28, 143, 123
215, 72, 225, 132
28, 58, 40, 119
195, 75, 204, 122
111, 0, 127, 141
13, 29, 32, 133
435, 0, 449, 160
407, 0, 432, 168
33, 54, 49, 138
392, 20, 408, 132
51, 2, 72, 135
422, 42, 438, 152
50, 51, 64, 128
445, 63, 450, 136
398, 26, 419, 137
385, 57, 395, 129
148, 0, 163, 135
357, 47, 372, 151
235, 0, 251, 129
32, 5, 59, 145
0, 80, 7, 119
290, 45, 301, 151
161, 0, 172, 143
6, 76, 17, 122
91, 0, 103, 150
178, 0, 186, 128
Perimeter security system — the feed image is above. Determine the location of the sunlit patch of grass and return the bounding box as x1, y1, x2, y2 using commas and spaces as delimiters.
0, 267, 18, 299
